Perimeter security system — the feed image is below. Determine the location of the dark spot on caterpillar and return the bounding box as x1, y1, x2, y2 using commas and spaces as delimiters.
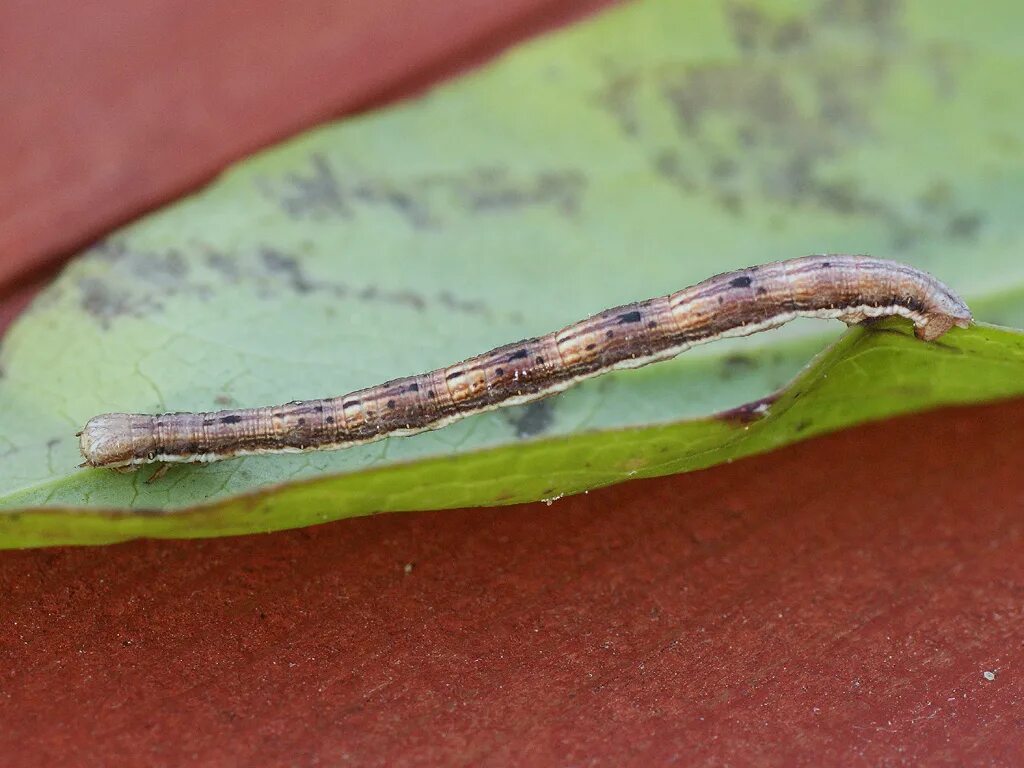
297, 418, 306, 426
156, 421, 164, 427
717, 296, 725, 304
427, 390, 436, 399
343, 399, 361, 408
756, 287, 767, 296
647, 321, 658, 328
386, 400, 396, 409
494, 367, 504, 376
403, 382, 419, 393
820, 261, 831, 268
220, 414, 242, 425
507, 348, 529, 361
606, 329, 614, 338
730, 275, 752, 289
617, 310, 642, 324
203, 418, 214, 426
535, 356, 544, 364
445, 370, 464, 381
312, 403, 324, 412
325, 416, 335, 424
585, 343, 597, 351
780, 299, 798, 311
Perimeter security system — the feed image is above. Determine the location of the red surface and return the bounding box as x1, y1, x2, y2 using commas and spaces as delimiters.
0, 0, 611, 294
2, 401, 1022, 765
2, 0, 1022, 764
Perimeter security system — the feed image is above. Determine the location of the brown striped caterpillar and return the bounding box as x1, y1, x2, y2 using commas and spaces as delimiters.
79, 255, 971, 469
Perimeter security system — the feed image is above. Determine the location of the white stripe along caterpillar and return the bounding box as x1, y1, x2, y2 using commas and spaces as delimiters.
79, 254, 972, 470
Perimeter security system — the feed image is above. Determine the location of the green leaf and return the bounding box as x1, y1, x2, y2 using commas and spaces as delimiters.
1, 0, 1023, 547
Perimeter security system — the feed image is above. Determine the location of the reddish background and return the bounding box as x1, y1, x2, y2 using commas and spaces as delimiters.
1, 1, 1021, 765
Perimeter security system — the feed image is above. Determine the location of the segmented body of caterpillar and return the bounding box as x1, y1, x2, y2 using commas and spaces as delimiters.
79, 254, 972, 469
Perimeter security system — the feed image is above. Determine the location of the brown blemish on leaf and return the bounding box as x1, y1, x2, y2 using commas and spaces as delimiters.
715, 393, 779, 425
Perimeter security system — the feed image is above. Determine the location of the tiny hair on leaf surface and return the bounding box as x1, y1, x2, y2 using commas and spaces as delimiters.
1, 0, 1023, 547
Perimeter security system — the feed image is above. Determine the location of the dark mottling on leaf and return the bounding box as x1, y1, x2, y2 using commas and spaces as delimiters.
725, 2, 809, 54
260, 154, 586, 226
437, 290, 490, 318
719, 192, 744, 216
260, 248, 315, 293
77, 277, 141, 328
652, 149, 698, 193
947, 212, 983, 240
594, 72, 642, 136
358, 285, 425, 312
454, 168, 587, 218
206, 252, 241, 281
710, 155, 738, 181
818, 0, 901, 38
352, 179, 434, 228
720, 353, 758, 379
504, 400, 555, 439
260, 153, 350, 219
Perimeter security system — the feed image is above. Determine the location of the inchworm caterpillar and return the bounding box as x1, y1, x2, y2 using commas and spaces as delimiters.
79, 255, 971, 470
